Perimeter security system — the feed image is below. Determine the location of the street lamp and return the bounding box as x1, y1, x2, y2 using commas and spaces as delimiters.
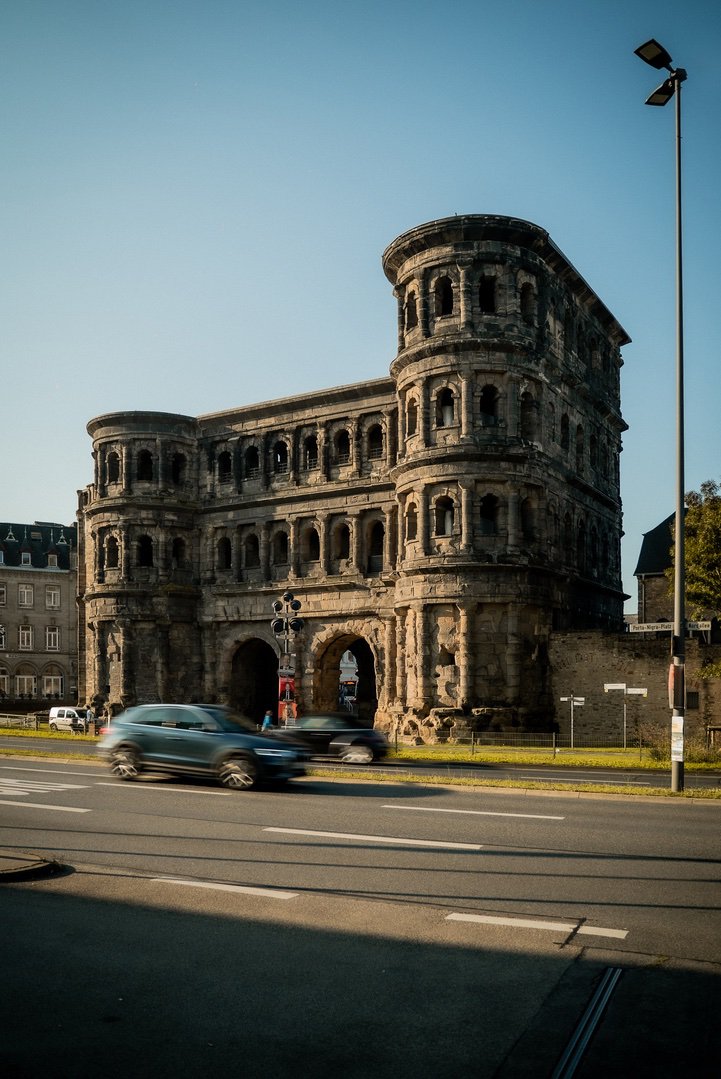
271, 591, 304, 725
635, 39, 687, 792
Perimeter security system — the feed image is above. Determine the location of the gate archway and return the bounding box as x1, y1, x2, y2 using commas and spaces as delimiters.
314, 634, 378, 726
229, 639, 278, 722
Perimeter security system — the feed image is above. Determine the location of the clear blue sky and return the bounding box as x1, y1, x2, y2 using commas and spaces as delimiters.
2, 1, 719, 610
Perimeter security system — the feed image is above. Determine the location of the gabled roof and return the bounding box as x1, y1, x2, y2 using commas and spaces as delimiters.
633, 513, 674, 577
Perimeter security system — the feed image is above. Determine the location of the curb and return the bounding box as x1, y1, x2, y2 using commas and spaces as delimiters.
0, 849, 63, 882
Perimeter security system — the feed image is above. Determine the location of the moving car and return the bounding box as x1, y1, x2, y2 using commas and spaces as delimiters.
97, 703, 305, 789
270, 713, 388, 764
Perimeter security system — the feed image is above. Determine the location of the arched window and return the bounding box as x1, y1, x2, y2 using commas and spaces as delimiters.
436, 387, 455, 427
335, 430, 351, 465
479, 275, 496, 314
521, 498, 536, 541
272, 531, 289, 565
107, 451, 120, 483
576, 520, 586, 571
136, 450, 153, 481
405, 502, 418, 541
589, 433, 598, 470
106, 535, 119, 569
332, 523, 350, 560
600, 440, 609, 479
560, 414, 570, 451
302, 527, 320, 562
171, 453, 186, 485
304, 435, 318, 470
575, 425, 584, 472
273, 441, 289, 474
479, 495, 499, 536
406, 398, 418, 437
136, 534, 153, 568
520, 282, 535, 325
479, 385, 498, 426
171, 537, 186, 567
245, 446, 260, 478
434, 276, 454, 317
405, 290, 418, 330
218, 450, 232, 482
217, 536, 232, 571
434, 496, 454, 537
244, 533, 260, 568
367, 521, 384, 574
520, 392, 538, 440
367, 424, 383, 460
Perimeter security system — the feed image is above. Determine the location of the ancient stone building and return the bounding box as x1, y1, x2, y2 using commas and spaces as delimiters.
77, 215, 629, 738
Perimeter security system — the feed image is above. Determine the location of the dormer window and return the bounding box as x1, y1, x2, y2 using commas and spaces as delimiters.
21, 552, 31, 566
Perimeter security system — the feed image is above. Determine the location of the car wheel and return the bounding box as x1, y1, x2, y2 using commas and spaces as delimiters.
110, 745, 141, 780
340, 743, 374, 764
218, 755, 259, 790
49, 723, 57, 732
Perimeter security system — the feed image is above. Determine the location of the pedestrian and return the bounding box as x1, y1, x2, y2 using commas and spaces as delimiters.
85, 705, 94, 733
261, 709, 274, 731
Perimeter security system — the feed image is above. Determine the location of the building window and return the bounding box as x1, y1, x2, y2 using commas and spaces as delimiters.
171, 537, 186, 567
479, 495, 499, 536
18, 584, 34, 608
46, 626, 59, 651
435, 497, 454, 537
0, 665, 8, 694
406, 398, 418, 437
367, 521, 384, 574
0, 628, 5, 649
367, 424, 383, 460
15, 671, 37, 697
217, 537, 232, 571
406, 502, 418, 541
436, 388, 455, 428
245, 446, 260, 478
521, 498, 536, 541
0, 584, 6, 606
19, 625, 33, 650
137, 449, 154, 481
302, 527, 320, 563
43, 672, 63, 698
479, 275, 496, 314
560, 414, 570, 451
46, 586, 61, 609
304, 435, 319, 470
272, 531, 289, 565
107, 451, 121, 483
520, 392, 538, 440
434, 276, 454, 317
405, 290, 418, 330
576, 425, 585, 473
106, 535, 119, 569
171, 453, 186, 485
332, 524, 350, 561
520, 282, 535, 324
136, 535, 154, 568
335, 430, 351, 465
479, 385, 499, 426
218, 450, 232, 482
244, 534, 260, 568
21, 551, 31, 566
273, 441, 289, 474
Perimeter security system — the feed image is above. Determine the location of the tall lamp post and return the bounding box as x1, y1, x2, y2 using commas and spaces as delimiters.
271, 591, 304, 725
634, 39, 687, 792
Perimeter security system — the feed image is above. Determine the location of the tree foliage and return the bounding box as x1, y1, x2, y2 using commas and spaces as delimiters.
683, 480, 721, 616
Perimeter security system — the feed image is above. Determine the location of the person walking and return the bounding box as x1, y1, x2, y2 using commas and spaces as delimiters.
261, 709, 274, 731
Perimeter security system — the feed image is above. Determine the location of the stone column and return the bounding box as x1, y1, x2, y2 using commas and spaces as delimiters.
119, 621, 133, 706
415, 604, 430, 710
457, 603, 473, 707
260, 523, 270, 581
397, 392, 406, 458
460, 373, 473, 441
459, 481, 473, 551
289, 519, 300, 578
121, 445, 132, 494
506, 605, 521, 703
419, 380, 430, 448
394, 608, 407, 708
120, 529, 132, 582
507, 490, 520, 547
394, 286, 405, 351
351, 516, 363, 572
459, 262, 473, 329
381, 616, 395, 711
418, 484, 429, 556
419, 273, 430, 338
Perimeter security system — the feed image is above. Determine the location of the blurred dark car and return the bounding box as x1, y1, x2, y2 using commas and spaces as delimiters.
97, 703, 305, 789
270, 713, 388, 764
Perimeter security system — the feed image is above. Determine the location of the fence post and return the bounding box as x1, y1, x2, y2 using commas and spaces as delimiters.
552, 732, 556, 757
471, 731, 475, 756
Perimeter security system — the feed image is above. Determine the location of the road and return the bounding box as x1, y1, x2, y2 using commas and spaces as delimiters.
1, 756, 720, 1076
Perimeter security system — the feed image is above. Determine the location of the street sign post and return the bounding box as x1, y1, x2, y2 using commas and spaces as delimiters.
560, 695, 584, 749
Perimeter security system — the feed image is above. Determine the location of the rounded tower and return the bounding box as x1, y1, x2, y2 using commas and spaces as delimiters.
384, 215, 629, 729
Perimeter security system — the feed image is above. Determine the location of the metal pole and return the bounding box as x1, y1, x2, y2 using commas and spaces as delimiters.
671, 73, 685, 793
623, 695, 627, 752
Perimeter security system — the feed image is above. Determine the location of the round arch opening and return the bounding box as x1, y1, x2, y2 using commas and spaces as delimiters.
229, 639, 278, 722
314, 634, 377, 726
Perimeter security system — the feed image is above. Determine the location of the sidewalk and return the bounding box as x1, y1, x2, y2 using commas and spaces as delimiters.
0, 848, 60, 882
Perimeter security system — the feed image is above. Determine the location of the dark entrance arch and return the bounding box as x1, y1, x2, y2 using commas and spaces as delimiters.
229, 639, 277, 722
314, 634, 378, 726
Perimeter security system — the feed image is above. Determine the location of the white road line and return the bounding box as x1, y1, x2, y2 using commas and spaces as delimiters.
446, 912, 628, 939
95, 782, 231, 796
1, 766, 107, 778
152, 878, 298, 899
0, 799, 90, 813
264, 827, 482, 851
383, 804, 564, 821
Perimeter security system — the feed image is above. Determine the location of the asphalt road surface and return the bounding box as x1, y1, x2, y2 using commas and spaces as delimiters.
1, 756, 720, 1077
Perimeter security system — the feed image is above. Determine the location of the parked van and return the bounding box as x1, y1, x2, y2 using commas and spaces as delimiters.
49, 707, 87, 733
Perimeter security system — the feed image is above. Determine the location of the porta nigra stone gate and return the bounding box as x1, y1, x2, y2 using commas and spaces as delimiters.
77, 215, 629, 740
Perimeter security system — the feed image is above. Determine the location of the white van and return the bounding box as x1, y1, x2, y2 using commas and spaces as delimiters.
49, 707, 87, 733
